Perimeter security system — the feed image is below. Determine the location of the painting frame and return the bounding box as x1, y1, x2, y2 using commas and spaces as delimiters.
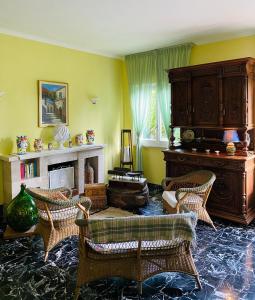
38, 80, 69, 127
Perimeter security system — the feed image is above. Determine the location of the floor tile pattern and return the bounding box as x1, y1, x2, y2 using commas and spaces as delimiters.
1, 195, 255, 299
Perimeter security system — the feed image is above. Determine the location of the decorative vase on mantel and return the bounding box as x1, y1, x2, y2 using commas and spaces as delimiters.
16, 136, 28, 155
6, 184, 38, 232
86, 129, 95, 145
54, 125, 70, 149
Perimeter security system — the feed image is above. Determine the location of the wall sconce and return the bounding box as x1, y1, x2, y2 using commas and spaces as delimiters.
90, 97, 99, 104
0, 91, 6, 97
223, 130, 240, 155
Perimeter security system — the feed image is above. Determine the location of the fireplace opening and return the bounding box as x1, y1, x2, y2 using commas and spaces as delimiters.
48, 161, 75, 189
85, 157, 98, 184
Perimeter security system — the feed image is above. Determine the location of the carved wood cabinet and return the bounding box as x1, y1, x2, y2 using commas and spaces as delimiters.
168, 57, 255, 129
165, 58, 255, 224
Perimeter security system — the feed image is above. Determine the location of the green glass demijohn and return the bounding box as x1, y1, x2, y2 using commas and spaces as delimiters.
7, 184, 38, 232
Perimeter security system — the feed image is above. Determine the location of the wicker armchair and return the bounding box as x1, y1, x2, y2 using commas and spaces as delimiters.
26, 187, 91, 261
162, 170, 216, 230
74, 206, 201, 299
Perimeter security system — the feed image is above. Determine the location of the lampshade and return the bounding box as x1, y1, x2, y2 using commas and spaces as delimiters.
222, 130, 240, 143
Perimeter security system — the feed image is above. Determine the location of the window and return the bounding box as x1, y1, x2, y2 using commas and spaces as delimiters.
141, 86, 180, 148
141, 86, 168, 147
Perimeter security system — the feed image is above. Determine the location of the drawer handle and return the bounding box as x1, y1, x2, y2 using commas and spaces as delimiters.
216, 161, 226, 167
178, 157, 185, 162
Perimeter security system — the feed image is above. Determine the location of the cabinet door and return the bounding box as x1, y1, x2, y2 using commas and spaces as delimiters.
207, 169, 242, 215
222, 76, 246, 127
171, 80, 190, 126
192, 75, 219, 126
166, 161, 195, 177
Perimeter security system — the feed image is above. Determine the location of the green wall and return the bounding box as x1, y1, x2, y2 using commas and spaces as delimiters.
123, 35, 255, 184
0, 33, 124, 204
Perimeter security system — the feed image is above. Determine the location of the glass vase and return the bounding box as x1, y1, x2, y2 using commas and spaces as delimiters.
7, 184, 38, 232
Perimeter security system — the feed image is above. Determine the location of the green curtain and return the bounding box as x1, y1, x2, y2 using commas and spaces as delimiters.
125, 52, 156, 170
157, 43, 193, 139
125, 43, 192, 170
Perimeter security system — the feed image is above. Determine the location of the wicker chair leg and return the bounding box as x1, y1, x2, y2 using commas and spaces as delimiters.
137, 281, 142, 295
205, 217, 217, 231
199, 208, 217, 231
44, 251, 49, 262
74, 286, 80, 300
195, 275, 202, 290
211, 222, 217, 231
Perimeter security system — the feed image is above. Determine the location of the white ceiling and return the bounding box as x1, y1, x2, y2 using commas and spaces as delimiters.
0, 0, 255, 58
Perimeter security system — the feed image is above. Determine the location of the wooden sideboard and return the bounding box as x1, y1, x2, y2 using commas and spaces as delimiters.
163, 150, 255, 224
166, 58, 255, 224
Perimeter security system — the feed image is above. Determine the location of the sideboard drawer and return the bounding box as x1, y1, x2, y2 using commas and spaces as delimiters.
165, 153, 245, 171
201, 158, 245, 171
167, 154, 199, 165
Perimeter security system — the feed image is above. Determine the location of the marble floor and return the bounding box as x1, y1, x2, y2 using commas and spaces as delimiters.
1, 194, 255, 300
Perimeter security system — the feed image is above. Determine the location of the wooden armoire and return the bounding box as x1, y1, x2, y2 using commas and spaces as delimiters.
163, 57, 255, 224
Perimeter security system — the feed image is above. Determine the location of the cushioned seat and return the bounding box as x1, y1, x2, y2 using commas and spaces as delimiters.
74, 204, 202, 299
162, 191, 187, 209
162, 170, 216, 230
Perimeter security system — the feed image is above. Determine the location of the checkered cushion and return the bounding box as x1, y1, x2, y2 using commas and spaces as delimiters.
87, 213, 197, 244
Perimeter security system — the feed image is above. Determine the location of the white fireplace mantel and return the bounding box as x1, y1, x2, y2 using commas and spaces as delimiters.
0, 144, 105, 204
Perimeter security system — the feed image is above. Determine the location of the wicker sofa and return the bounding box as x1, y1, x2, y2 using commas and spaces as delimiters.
74, 203, 201, 299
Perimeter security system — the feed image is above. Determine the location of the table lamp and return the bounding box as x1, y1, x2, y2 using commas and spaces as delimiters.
223, 130, 240, 155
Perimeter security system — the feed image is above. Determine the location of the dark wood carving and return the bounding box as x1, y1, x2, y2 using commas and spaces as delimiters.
168, 57, 255, 129
192, 75, 219, 126
208, 169, 242, 215
163, 150, 255, 224
222, 76, 245, 127
172, 80, 190, 126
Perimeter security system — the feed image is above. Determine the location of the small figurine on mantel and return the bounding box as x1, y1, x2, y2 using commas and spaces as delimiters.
34, 138, 43, 152
48, 143, 53, 150
75, 134, 84, 146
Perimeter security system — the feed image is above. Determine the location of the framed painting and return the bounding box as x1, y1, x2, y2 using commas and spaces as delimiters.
38, 80, 68, 127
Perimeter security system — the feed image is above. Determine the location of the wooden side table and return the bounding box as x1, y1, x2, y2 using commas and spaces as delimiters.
107, 177, 149, 209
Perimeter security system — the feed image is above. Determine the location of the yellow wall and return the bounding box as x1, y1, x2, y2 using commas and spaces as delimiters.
2, 33, 255, 203
190, 35, 255, 65
0, 33, 124, 204
124, 35, 255, 184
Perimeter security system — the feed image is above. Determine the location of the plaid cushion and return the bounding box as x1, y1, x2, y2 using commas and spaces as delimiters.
87, 212, 197, 244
